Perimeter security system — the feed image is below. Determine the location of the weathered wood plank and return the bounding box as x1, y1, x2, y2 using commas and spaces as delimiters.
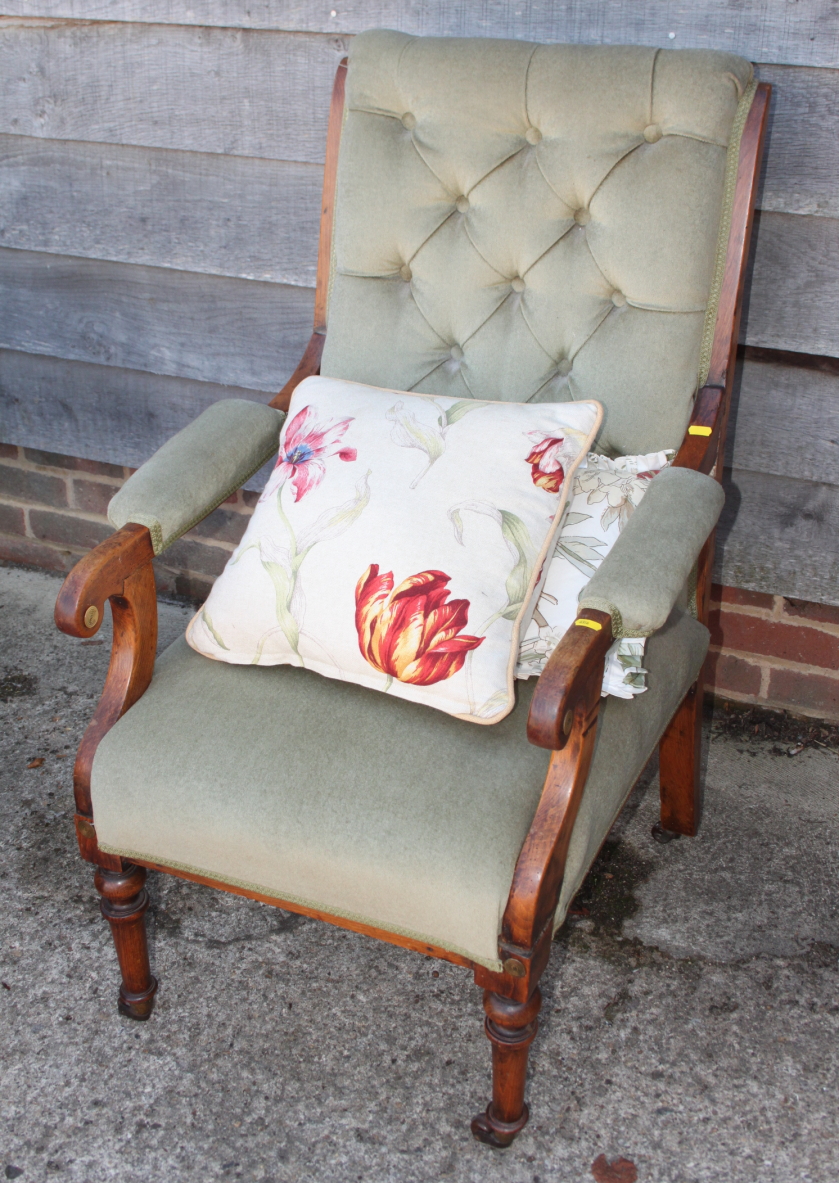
726, 357, 839, 485
757, 64, 839, 218
0, 136, 321, 287
4, 2, 839, 68
716, 467, 839, 604
0, 249, 315, 390
2, 21, 839, 218
743, 212, 839, 357
0, 22, 347, 165
0, 348, 274, 488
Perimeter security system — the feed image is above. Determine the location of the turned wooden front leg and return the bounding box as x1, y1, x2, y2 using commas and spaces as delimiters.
94, 864, 158, 1020
471, 987, 542, 1148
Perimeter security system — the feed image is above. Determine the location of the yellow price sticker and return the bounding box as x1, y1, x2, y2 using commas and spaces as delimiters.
574, 618, 602, 631
688, 425, 713, 436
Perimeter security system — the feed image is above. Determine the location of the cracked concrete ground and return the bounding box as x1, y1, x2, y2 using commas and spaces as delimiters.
1, 563, 837, 1183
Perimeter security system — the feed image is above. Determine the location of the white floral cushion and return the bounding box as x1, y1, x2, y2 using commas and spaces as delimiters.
517, 450, 674, 698
185, 376, 600, 723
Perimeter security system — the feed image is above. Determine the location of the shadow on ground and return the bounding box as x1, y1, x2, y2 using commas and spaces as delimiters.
1, 565, 837, 1183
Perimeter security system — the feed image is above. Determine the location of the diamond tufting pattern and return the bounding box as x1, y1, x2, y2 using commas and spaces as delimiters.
321, 30, 754, 455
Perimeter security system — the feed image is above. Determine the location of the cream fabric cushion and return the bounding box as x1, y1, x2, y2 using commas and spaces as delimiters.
186, 376, 600, 723
321, 31, 754, 455
518, 449, 673, 697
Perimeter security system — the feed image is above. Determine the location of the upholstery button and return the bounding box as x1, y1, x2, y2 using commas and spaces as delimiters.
611, 291, 627, 307
450, 345, 464, 362
399, 264, 412, 282
455, 195, 470, 213
556, 357, 573, 377
401, 112, 417, 130
574, 208, 591, 226
643, 123, 663, 143
524, 126, 542, 145
511, 276, 525, 293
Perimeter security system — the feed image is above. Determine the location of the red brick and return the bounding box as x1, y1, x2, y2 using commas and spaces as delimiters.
23, 448, 125, 479
0, 534, 75, 572
0, 503, 25, 535
0, 443, 19, 460
708, 608, 839, 670
710, 583, 775, 611
768, 667, 839, 718
29, 510, 111, 551
241, 489, 262, 508
705, 649, 762, 697
187, 506, 251, 547
782, 597, 839, 628
160, 537, 230, 578
72, 478, 121, 517
0, 464, 68, 507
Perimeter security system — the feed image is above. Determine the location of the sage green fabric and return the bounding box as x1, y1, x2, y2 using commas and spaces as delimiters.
91, 608, 708, 969
320, 30, 754, 455
108, 400, 285, 555
579, 466, 724, 637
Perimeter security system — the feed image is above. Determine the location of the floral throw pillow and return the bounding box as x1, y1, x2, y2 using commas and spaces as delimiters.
185, 377, 601, 723
516, 450, 674, 698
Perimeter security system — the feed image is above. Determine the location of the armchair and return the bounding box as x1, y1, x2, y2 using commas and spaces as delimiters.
55, 33, 769, 1147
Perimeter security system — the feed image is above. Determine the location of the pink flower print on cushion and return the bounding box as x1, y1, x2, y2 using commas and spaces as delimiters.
525, 433, 567, 494
262, 404, 357, 502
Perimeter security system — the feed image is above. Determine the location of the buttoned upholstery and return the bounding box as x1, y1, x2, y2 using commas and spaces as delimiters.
321, 31, 754, 455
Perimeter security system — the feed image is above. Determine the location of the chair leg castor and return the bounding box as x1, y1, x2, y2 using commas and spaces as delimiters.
94, 863, 158, 1020
471, 988, 541, 1148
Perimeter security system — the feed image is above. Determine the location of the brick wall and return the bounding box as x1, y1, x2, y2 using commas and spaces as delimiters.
0, 443, 257, 602
2, 442, 837, 722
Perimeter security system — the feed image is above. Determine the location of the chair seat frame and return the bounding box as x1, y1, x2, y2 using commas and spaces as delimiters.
54, 60, 770, 1147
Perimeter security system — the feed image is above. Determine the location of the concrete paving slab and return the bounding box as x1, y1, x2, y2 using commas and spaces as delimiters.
1, 564, 837, 1183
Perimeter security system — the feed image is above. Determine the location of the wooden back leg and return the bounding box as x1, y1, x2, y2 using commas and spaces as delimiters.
95, 863, 158, 1020
657, 535, 714, 838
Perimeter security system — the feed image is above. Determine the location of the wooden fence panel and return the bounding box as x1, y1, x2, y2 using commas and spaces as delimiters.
0, 136, 321, 287
4, 2, 839, 68
0, 249, 315, 390
716, 468, 839, 603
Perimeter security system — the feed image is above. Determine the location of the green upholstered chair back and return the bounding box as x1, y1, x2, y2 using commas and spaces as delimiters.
320, 31, 755, 456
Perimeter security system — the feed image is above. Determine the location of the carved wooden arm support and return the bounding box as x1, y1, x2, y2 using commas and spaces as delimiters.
475, 611, 612, 999
55, 524, 158, 826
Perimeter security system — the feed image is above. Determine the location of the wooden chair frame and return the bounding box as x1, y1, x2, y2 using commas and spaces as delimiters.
54, 61, 770, 1148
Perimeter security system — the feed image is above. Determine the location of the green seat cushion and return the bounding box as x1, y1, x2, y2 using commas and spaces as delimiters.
92, 608, 708, 969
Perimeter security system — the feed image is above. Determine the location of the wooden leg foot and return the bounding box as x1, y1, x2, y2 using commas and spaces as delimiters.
95, 864, 158, 1021
471, 988, 541, 1148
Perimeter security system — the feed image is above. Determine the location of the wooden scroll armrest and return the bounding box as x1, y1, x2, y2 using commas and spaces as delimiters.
526, 609, 613, 751
672, 384, 725, 475
269, 332, 325, 412
55, 524, 158, 827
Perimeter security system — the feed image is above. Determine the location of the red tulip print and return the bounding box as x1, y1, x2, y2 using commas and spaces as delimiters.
355, 566, 484, 685
525, 433, 567, 494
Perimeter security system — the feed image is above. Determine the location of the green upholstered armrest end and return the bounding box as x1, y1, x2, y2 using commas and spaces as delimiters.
578, 466, 725, 638
108, 400, 284, 555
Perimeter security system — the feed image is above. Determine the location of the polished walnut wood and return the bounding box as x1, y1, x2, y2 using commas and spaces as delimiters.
471, 988, 542, 1148
54, 64, 772, 1147
95, 863, 157, 1020
658, 82, 771, 838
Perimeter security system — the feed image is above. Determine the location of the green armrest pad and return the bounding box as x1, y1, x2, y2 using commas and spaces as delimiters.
108, 400, 285, 555
578, 466, 725, 637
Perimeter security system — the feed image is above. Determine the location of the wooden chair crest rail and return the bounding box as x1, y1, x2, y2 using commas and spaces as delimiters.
54, 51, 770, 1148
